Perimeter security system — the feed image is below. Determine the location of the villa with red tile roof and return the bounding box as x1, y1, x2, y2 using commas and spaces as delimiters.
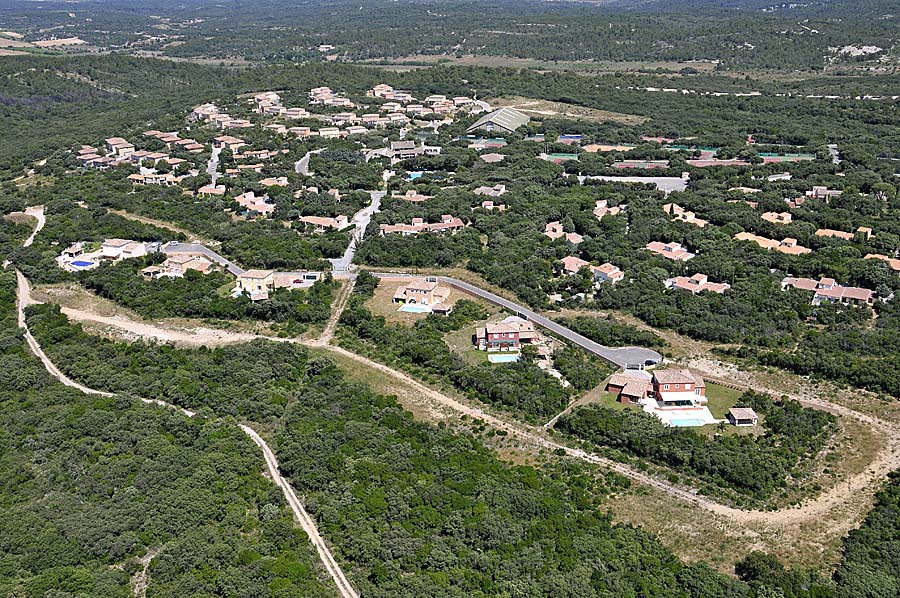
645, 241, 695, 261
734, 232, 811, 255
666, 273, 730, 294
782, 276, 875, 306
761, 211, 792, 225
300, 215, 350, 232
865, 254, 900, 273
559, 256, 624, 284
380, 215, 465, 236
594, 200, 623, 221
475, 316, 537, 351
544, 221, 583, 244
663, 203, 707, 228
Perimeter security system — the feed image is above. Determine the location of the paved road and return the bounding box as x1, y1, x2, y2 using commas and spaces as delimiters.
329, 191, 383, 272
206, 146, 221, 185
295, 148, 324, 176
371, 272, 662, 368
162, 242, 245, 276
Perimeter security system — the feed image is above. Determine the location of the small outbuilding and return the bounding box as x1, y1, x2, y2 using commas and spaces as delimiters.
727, 407, 759, 427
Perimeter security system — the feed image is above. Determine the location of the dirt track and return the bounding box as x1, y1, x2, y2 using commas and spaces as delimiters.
25, 274, 900, 532
14, 271, 356, 598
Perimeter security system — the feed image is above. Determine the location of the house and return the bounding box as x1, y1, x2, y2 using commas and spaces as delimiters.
391, 189, 431, 202
283, 107, 310, 119
663, 203, 707, 228
260, 177, 289, 187
379, 215, 465, 236
807, 186, 843, 201
300, 215, 350, 232
734, 233, 811, 255
560, 256, 591, 276
318, 127, 341, 139
781, 276, 875, 306
198, 184, 227, 197
234, 191, 275, 216
665, 273, 730, 294
607, 368, 706, 407
465, 107, 530, 135
213, 136, 246, 151
594, 200, 623, 220
105, 137, 134, 157
479, 200, 506, 212
392, 278, 450, 307
473, 184, 507, 197
388, 141, 441, 161
761, 211, 792, 225
128, 173, 181, 187
593, 262, 624, 284
728, 407, 759, 427
544, 221, 583, 244
865, 254, 900, 273
645, 241, 695, 261
237, 269, 276, 300
560, 257, 624, 284
345, 125, 369, 136
101, 239, 145, 260
160, 254, 214, 277
815, 227, 872, 241
475, 316, 537, 351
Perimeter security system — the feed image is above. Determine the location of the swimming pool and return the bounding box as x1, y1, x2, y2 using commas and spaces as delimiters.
70, 260, 95, 268
398, 304, 431, 313
488, 353, 520, 364
669, 418, 706, 428
407, 172, 423, 180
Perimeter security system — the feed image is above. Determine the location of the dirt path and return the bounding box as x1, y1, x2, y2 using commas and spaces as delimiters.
130, 546, 161, 598
319, 278, 355, 344
15, 271, 355, 598
240, 425, 359, 598
18, 263, 900, 550
34, 287, 898, 527
22, 205, 45, 247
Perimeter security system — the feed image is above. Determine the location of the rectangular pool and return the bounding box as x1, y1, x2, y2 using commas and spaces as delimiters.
398, 304, 431, 313
71, 260, 95, 268
488, 353, 520, 364
669, 418, 706, 428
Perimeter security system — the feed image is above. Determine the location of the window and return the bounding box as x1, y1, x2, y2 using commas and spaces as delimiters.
675, 384, 680, 389
663, 384, 670, 390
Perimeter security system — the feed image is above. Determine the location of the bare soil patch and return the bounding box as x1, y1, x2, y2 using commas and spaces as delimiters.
488, 95, 647, 125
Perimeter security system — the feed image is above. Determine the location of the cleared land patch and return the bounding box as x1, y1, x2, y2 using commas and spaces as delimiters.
487, 95, 648, 125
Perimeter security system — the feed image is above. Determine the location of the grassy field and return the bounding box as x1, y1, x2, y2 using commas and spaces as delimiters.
443, 324, 489, 365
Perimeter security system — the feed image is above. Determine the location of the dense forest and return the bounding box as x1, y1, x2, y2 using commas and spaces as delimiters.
0, 271, 332, 598
1, 29, 900, 597
2, 0, 898, 71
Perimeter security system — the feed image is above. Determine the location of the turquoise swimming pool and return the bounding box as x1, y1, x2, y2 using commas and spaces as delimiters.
669, 418, 706, 428
398, 304, 431, 313
488, 353, 520, 363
